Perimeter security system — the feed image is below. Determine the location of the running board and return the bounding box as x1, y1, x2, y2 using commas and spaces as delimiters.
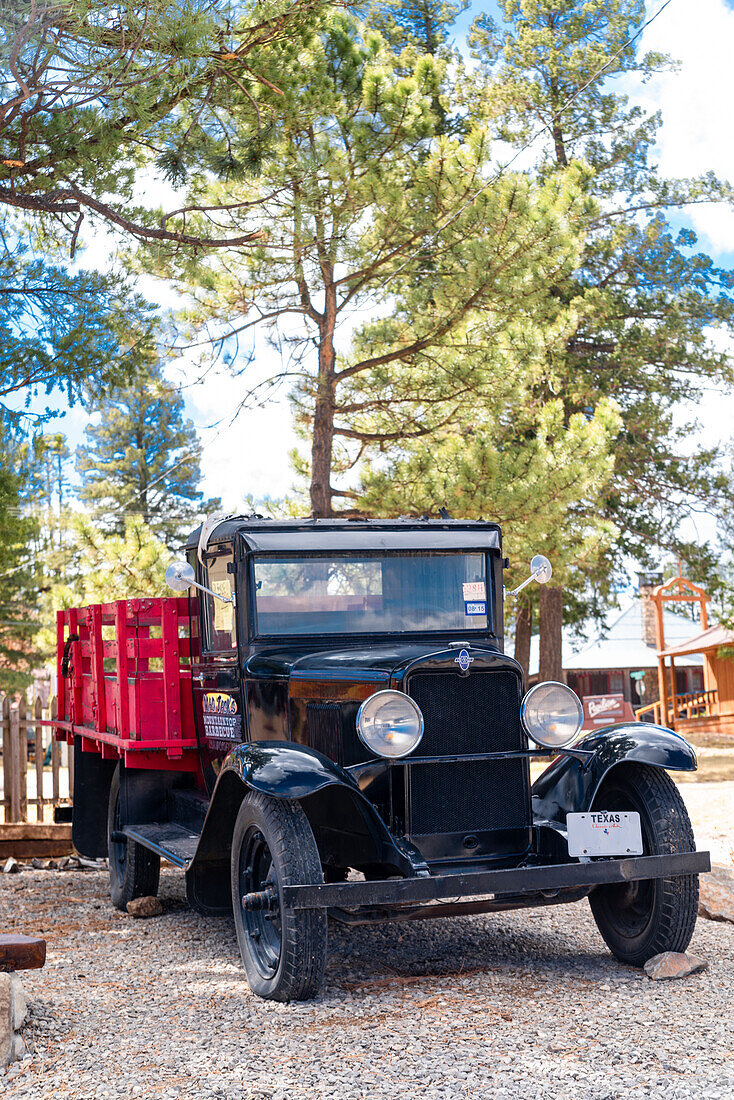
123, 823, 200, 869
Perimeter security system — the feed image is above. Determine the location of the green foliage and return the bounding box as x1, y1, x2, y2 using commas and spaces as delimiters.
0, 425, 39, 689
76, 359, 219, 548
470, 0, 734, 569
1, 0, 327, 245
0, 216, 157, 433
37, 515, 172, 655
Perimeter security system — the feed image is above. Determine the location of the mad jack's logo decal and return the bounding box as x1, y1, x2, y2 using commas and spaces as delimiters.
454, 649, 475, 673
202, 691, 242, 746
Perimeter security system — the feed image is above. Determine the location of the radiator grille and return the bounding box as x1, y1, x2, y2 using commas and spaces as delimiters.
306, 701, 343, 766
406, 670, 529, 837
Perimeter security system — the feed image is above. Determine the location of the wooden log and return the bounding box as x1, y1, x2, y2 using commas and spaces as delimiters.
0, 935, 46, 973
0, 823, 73, 859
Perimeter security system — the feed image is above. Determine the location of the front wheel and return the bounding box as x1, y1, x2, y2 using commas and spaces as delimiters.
231, 792, 327, 1001
589, 763, 699, 967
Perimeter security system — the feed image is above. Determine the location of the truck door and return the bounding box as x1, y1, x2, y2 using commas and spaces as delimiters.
191, 544, 246, 781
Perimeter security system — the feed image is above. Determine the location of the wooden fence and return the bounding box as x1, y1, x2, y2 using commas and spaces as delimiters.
0, 694, 74, 857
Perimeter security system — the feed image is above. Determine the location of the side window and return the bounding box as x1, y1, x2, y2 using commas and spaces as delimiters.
201, 549, 236, 653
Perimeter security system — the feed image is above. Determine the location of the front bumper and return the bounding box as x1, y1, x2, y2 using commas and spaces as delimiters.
281, 850, 710, 910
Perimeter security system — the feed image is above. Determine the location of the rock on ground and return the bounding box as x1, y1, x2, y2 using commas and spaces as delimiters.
699, 864, 734, 924
643, 951, 709, 981
0, 975, 28, 1067
126, 895, 163, 918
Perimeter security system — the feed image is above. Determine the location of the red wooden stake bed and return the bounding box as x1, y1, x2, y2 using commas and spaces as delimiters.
55, 598, 199, 772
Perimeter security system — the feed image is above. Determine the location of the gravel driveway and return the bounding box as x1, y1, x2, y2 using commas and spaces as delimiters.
2, 784, 733, 1100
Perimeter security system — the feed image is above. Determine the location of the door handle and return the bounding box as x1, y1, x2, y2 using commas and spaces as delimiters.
193, 673, 206, 684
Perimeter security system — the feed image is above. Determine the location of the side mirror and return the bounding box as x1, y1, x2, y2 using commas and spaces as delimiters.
508, 554, 553, 597
165, 561, 195, 592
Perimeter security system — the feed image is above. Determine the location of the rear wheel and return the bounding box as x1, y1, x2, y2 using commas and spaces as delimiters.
231, 792, 327, 1002
589, 764, 698, 966
107, 766, 160, 912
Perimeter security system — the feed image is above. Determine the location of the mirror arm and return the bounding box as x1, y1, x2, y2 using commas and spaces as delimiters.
507, 569, 542, 598
181, 576, 235, 606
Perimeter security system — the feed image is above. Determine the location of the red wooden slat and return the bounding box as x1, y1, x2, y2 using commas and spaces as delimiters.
56, 610, 66, 727
89, 604, 107, 734
115, 601, 131, 740
161, 598, 182, 746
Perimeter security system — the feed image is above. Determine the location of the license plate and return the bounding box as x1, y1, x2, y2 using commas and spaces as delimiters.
567, 811, 643, 858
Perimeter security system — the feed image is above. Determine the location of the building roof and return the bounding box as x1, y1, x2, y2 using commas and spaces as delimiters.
660, 623, 734, 658
528, 597, 704, 676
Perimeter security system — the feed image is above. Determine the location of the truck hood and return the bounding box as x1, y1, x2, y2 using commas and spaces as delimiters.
245, 641, 514, 686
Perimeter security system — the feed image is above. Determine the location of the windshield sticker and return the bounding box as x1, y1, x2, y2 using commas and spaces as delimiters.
464, 601, 486, 617
202, 691, 242, 747
462, 581, 486, 601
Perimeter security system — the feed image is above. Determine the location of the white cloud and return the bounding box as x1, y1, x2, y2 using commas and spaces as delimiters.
638, 0, 734, 252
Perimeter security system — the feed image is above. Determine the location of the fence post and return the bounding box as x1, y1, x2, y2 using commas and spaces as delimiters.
18, 697, 28, 821
51, 695, 61, 805
1, 695, 10, 822
35, 695, 45, 824
9, 701, 22, 823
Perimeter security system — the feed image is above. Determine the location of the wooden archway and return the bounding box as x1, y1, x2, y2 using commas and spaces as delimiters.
652, 575, 709, 728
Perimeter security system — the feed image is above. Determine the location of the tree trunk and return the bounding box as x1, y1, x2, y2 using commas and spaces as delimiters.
539, 585, 564, 683
309, 284, 337, 518
514, 600, 532, 682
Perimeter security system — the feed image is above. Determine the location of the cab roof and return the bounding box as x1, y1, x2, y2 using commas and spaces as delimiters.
184, 516, 502, 554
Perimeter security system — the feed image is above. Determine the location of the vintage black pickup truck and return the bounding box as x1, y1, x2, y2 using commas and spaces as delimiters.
62, 516, 708, 1001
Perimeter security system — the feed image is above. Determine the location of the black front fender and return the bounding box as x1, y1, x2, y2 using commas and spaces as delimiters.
532, 723, 697, 826
190, 741, 426, 884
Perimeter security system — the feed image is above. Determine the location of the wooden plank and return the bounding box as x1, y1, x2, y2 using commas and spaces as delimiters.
0, 935, 46, 973
0, 822, 73, 859
34, 696, 45, 824
89, 603, 107, 732
161, 599, 182, 746
115, 602, 131, 740
56, 609, 66, 728
51, 717, 60, 806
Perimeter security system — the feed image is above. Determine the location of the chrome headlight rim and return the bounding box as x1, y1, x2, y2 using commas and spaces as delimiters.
356, 689, 424, 759
521, 680, 583, 749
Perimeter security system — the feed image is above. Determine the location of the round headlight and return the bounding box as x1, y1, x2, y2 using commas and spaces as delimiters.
356, 690, 424, 759
521, 681, 583, 748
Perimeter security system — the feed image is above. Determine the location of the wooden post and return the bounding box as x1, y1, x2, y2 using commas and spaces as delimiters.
89, 604, 107, 733
9, 702, 22, 823
18, 697, 28, 821
51, 695, 60, 806
1, 695, 10, 822
35, 696, 45, 824
161, 599, 182, 752
669, 657, 677, 723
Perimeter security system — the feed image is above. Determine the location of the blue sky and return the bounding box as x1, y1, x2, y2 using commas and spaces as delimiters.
49, 0, 734, 541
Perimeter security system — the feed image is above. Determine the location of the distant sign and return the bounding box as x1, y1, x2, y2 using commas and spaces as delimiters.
582, 693, 636, 729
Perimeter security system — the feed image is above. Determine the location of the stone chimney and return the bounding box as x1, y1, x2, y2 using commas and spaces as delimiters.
638, 572, 663, 648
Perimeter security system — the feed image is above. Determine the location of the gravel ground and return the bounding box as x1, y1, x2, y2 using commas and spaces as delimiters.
1, 783, 733, 1100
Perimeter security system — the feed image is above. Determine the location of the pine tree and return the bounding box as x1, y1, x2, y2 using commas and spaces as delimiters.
0, 429, 39, 689
77, 360, 219, 548
143, 7, 589, 516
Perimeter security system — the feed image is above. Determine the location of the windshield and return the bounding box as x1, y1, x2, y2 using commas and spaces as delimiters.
252, 552, 491, 636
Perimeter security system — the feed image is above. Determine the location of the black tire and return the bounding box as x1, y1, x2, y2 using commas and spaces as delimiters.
231, 792, 327, 1002
589, 763, 699, 967
107, 766, 160, 912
